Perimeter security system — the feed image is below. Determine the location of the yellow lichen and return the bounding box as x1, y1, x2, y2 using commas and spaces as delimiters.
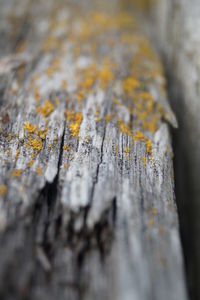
76, 90, 85, 101
118, 119, 132, 136
36, 166, 43, 175
55, 97, 60, 106
124, 147, 130, 160
114, 144, 118, 156
0, 185, 7, 197
95, 111, 101, 122
113, 98, 121, 106
12, 169, 22, 177
122, 77, 140, 95
62, 79, 67, 89
145, 139, 152, 154
34, 87, 40, 102
36, 126, 48, 140
98, 66, 114, 89
28, 160, 34, 167
46, 67, 54, 77
105, 114, 111, 122
30, 139, 43, 151
152, 207, 158, 216
124, 147, 130, 154
24, 122, 36, 133
148, 218, 155, 227
15, 148, 20, 162
69, 122, 81, 137
63, 144, 70, 151
36, 100, 55, 118
134, 130, 145, 141
66, 111, 83, 137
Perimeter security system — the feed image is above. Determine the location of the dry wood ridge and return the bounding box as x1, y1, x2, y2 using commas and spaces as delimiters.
137, 0, 200, 298
0, 0, 187, 299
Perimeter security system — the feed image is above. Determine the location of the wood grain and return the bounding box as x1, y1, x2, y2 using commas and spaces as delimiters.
0, 1, 187, 299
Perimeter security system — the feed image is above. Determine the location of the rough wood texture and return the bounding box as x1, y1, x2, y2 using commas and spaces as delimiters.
141, 1, 200, 298
0, 1, 187, 299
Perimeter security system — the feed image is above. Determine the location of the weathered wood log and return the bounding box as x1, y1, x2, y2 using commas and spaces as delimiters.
0, 1, 187, 299
137, 1, 200, 298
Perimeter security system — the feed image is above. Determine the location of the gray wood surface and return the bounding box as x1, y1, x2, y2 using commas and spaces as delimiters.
0, 1, 187, 299
141, 1, 200, 298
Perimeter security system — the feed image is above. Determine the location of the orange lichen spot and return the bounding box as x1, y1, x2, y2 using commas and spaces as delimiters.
78, 63, 97, 91
34, 87, 40, 102
33, 73, 40, 82
62, 79, 67, 89
0, 185, 7, 197
118, 119, 132, 136
165, 145, 168, 154
145, 139, 152, 154
117, 12, 135, 28
76, 90, 85, 101
46, 67, 54, 77
148, 218, 155, 227
24, 122, 36, 133
134, 130, 145, 141
152, 207, 158, 216
98, 66, 114, 88
120, 33, 136, 44
143, 156, 146, 166
92, 12, 111, 27
65, 110, 80, 122
15, 148, 20, 162
114, 144, 118, 156
124, 147, 130, 154
12, 169, 22, 177
124, 147, 130, 160
30, 139, 43, 151
113, 98, 121, 106
63, 144, 70, 151
69, 122, 81, 137
95, 111, 101, 122
36, 166, 43, 175
36, 126, 48, 140
28, 160, 34, 167
122, 77, 140, 95
83, 77, 94, 90
105, 114, 111, 122
140, 91, 155, 102
145, 120, 158, 133
36, 100, 55, 118
66, 111, 83, 137
130, 0, 154, 11
55, 97, 60, 106
52, 57, 61, 69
